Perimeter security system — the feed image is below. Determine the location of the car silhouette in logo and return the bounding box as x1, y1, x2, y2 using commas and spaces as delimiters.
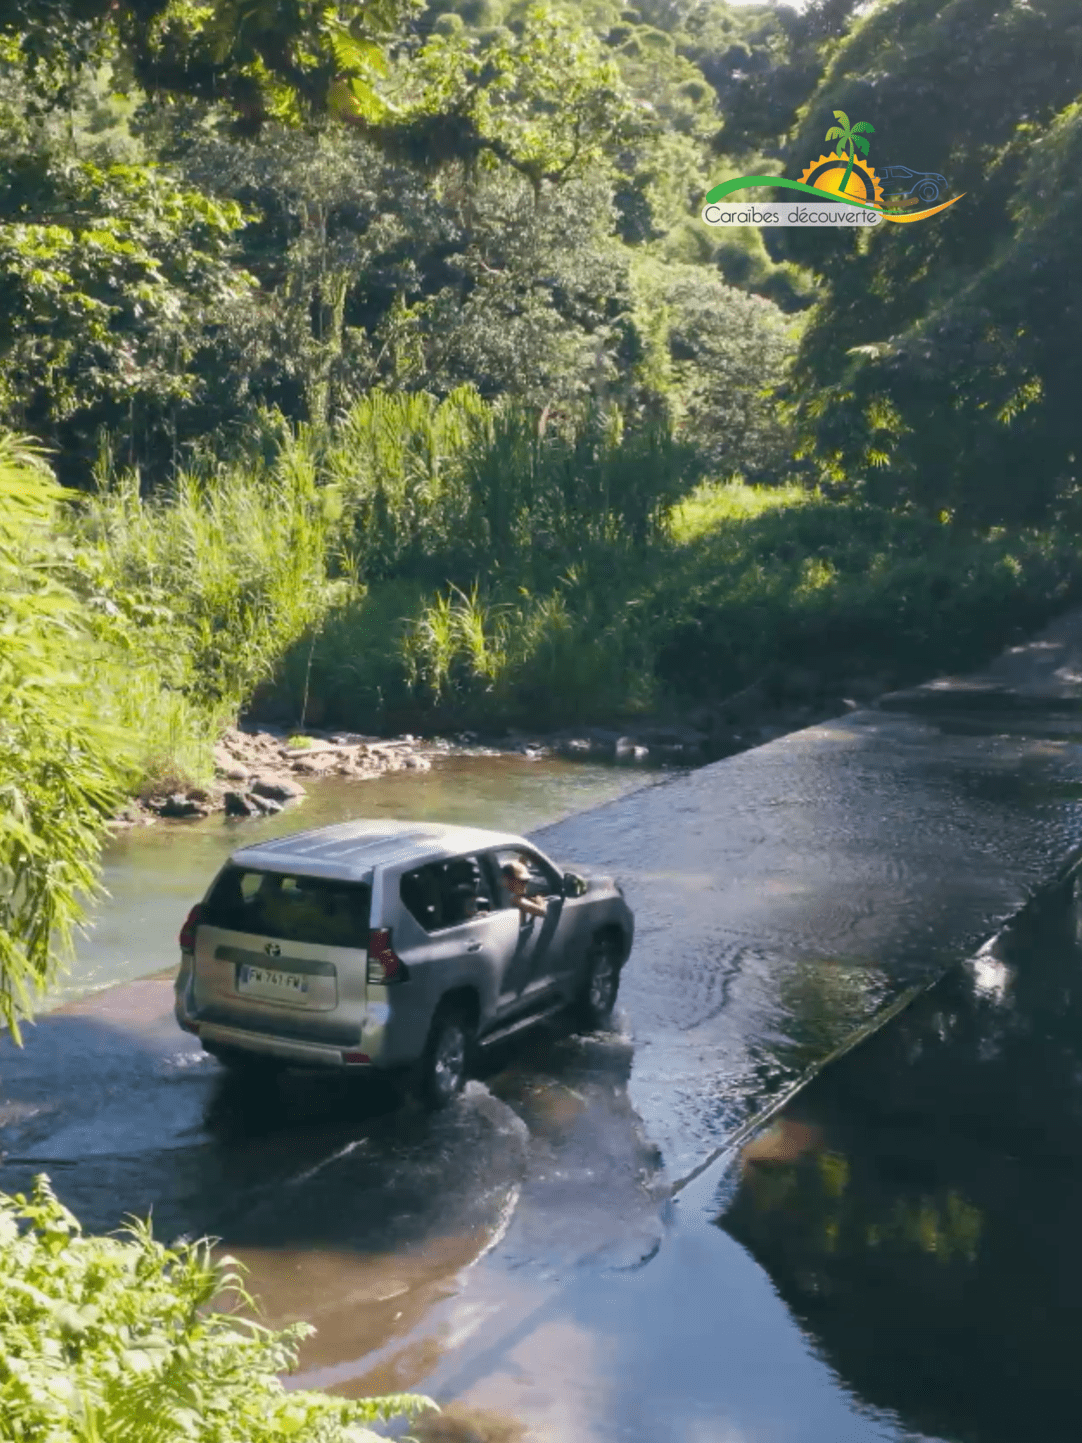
880, 165, 948, 204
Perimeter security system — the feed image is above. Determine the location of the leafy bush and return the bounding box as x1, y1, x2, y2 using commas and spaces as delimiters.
0, 1175, 435, 1442
377, 482, 1082, 728
649, 486, 1082, 701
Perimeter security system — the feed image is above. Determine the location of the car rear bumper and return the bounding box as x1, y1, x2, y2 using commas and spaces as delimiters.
175, 962, 372, 1069
198, 1018, 362, 1068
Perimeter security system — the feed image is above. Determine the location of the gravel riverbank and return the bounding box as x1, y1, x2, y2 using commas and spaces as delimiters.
112, 678, 867, 829
113, 726, 433, 827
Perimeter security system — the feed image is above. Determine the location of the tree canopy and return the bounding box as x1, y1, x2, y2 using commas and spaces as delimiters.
779, 0, 1082, 525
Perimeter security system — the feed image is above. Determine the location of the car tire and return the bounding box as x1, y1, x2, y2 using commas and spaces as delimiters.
419, 1003, 474, 1110
575, 931, 622, 1029
917, 180, 940, 203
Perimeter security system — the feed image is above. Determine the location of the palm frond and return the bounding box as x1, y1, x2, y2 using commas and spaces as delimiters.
853, 135, 870, 156
824, 126, 844, 142
851, 121, 875, 134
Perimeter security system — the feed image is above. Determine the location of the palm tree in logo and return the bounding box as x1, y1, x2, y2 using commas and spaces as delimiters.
824, 110, 875, 196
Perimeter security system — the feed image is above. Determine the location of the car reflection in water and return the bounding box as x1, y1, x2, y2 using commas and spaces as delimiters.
719, 881, 1082, 1443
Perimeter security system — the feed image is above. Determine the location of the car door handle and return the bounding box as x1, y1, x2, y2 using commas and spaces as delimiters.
466, 941, 482, 952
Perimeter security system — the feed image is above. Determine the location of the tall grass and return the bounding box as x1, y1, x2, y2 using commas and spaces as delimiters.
315, 389, 700, 586
325, 480, 1082, 731
62, 441, 343, 791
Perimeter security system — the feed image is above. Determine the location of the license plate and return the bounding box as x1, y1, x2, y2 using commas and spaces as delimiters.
237, 965, 309, 999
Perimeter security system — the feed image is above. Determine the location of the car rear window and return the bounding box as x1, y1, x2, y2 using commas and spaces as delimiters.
204, 867, 371, 947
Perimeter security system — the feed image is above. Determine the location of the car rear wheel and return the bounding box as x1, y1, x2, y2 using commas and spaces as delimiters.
576, 932, 622, 1028
420, 1003, 473, 1109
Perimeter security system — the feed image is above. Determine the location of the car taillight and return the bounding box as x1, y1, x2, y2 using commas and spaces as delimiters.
179, 904, 203, 953
367, 928, 407, 985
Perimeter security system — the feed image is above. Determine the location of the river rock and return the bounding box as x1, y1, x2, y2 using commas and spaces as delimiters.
224, 790, 258, 817
284, 739, 340, 759
251, 774, 306, 802
290, 752, 341, 775
157, 793, 211, 819
249, 793, 283, 815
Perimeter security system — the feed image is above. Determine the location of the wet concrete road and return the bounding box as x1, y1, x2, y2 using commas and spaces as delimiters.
537, 714, 1082, 1185
7, 617, 1082, 1439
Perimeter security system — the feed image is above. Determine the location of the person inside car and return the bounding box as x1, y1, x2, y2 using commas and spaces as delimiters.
500, 859, 549, 919
442, 856, 488, 924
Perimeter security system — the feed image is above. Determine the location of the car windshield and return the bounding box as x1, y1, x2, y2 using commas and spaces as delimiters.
204, 867, 371, 947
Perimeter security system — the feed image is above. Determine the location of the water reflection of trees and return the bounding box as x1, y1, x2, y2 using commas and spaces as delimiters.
720, 889, 1082, 1443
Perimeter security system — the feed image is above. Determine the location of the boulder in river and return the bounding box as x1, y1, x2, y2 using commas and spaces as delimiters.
251, 774, 306, 802
249, 793, 283, 815
223, 790, 258, 817
155, 793, 212, 819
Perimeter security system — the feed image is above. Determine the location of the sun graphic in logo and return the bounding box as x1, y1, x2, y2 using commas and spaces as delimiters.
799, 152, 885, 207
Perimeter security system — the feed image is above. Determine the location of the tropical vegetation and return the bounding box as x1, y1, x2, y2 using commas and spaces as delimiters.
1, 0, 1079, 1432
0, 0, 1077, 1028
0, 1174, 435, 1441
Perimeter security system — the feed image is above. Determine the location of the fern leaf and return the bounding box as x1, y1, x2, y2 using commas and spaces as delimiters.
324, 22, 388, 77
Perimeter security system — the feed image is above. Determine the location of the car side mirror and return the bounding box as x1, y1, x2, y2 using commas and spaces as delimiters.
563, 871, 588, 898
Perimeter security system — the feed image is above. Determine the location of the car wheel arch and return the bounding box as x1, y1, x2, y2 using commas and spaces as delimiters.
435, 984, 481, 1033
590, 923, 628, 965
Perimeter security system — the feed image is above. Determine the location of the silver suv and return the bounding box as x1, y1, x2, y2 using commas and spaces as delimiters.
174, 819, 634, 1106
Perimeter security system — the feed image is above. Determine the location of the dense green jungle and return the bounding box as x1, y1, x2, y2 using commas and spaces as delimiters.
1, 0, 1081, 1027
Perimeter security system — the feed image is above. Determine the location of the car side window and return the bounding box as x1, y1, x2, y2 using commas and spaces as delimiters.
400, 855, 493, 932
489, 848, 560, 908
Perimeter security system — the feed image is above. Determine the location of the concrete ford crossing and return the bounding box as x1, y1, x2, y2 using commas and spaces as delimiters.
174, 819, 635, 1106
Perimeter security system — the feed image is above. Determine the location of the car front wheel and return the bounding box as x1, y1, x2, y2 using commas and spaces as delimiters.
420, 1004, 473, 1109
576, 932, 622, 1028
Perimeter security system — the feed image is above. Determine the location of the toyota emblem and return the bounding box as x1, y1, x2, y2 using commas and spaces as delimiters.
264, 942, 281, 958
